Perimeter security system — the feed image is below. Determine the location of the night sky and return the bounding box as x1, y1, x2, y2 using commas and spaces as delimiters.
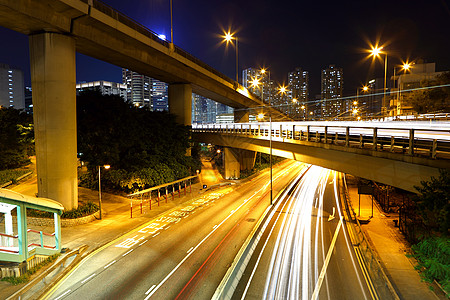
1, 0, 449, 97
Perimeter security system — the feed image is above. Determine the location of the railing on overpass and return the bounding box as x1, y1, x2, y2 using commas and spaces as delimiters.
193, 122, 450, 160
86, 0, 243, 90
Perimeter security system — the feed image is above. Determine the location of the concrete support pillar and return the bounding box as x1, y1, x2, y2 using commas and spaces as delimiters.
29, 32, 78, 210
224, 148, 256, 179
224, 147, 240, 179
240, 149, 257, 171
168, 83, 192, 126
234, 110, 249, 123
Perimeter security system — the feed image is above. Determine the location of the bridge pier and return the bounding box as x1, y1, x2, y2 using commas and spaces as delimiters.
168, 83, 192, 126
234, 110, 249, 123
29, 32, 78, 210
224, 147, 256, 179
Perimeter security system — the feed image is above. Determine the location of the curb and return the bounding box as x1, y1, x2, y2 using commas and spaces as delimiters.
6, 245, 88, 300
340, 174, 400, 300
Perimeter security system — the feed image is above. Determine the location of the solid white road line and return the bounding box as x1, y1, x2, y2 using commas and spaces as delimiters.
80, 273, 97, 284
103, 260, 116, 269
53, 289, 71, 300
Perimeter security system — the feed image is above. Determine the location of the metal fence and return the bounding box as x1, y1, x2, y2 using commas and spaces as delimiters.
193, 122, 450, 160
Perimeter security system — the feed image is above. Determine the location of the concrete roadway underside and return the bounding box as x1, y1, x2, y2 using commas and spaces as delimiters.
194, 132, 446, 193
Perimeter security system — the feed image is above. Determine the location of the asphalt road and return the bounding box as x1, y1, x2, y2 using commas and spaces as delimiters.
231, 166, 375, 300
45, 160, 307, 300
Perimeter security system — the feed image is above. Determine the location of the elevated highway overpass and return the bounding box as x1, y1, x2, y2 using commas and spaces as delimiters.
193, 121, 450, 192
0, 0, 288, 209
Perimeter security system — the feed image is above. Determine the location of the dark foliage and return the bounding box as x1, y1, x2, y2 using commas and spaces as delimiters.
408, 72, 450, 114
413, 169, 450, 235
77, 91, 200, 192
0, 107, 34, 170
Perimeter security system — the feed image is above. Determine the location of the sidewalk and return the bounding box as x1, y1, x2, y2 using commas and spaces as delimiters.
0, 159, 225, 299
346, 176, 444, 300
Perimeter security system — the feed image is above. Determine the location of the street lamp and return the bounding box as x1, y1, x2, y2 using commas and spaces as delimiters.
98, 164, 110, 220
370, 46, 388, 117
395, 62, 414, 115
257, 112, 273, 205
223, 31, 239, 83
169, 0, 174, 51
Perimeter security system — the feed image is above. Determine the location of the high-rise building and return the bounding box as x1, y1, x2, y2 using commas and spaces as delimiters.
122, 69, 169, 111
76, 80, 127, 99
24, 86, 32, 114
364, 78, 384, 118
288, 67, 309, 101
0, 63, 25, 109
191, 93, 233, 124
320, 64, 344, 119
151, 79, 168, 111
242, 67, 273, 103
122, 69, 151, 108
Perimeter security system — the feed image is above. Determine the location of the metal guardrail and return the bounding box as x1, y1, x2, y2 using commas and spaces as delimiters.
193, 122, 450, 160
127, 175, 198, 218
340, 175, 400, 300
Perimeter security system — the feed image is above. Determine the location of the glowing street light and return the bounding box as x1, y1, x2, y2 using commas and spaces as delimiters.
223, 31, 239, 83
370, 45, 388, 117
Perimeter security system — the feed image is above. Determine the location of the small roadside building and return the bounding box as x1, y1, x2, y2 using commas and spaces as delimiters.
0, 189, 64, 276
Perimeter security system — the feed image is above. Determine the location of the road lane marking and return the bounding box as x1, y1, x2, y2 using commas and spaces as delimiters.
144, 189, 258, 300
81, 273, 96, 284
187, 247, 194, 253
104, 260, 116, 269
152, 232, 160, 238
213, 225, 218, 229
139, 240, 148, 246
54, 289, 71, 300
122, 249, 134, 256
311, 217, 343, 300
145, 285, 156, 295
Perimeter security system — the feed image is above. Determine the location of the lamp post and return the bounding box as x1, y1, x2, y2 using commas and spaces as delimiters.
301, 105, 306, 120
395, 62, 413, 116
169, 0, 174, 51
98, 164, 110, 220
257, 112, 273, 205
224, 32, 238, 83
370, 46, 388, 117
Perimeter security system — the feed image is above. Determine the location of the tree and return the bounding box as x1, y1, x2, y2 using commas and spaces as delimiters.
413, 169, 450, 235
407, 72, 450, 114
0, 107, 34, 170
77, 90, 200, 192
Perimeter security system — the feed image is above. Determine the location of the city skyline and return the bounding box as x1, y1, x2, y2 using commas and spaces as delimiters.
0, 0, 449, 98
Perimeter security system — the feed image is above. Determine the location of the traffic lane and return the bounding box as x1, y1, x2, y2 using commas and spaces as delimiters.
315, 172, 372, 300
51, 161, 303, 300
231, 169, 372, 300
144, 163, 305, 300
54, 183, 260, 300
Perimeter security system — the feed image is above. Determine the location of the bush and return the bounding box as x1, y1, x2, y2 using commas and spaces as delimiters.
27, 202, 99, 219
1, 254, 59, 285
410, 237, 450, 294
0, 169, 30, 185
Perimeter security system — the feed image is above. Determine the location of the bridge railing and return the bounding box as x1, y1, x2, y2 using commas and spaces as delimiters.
193, 122, 450, 160
89, 0, 241, 89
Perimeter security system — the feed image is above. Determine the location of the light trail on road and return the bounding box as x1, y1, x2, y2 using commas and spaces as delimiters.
233, 166, 374, 300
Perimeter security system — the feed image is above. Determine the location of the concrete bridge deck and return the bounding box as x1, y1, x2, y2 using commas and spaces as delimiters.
193, 121, 450, 192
